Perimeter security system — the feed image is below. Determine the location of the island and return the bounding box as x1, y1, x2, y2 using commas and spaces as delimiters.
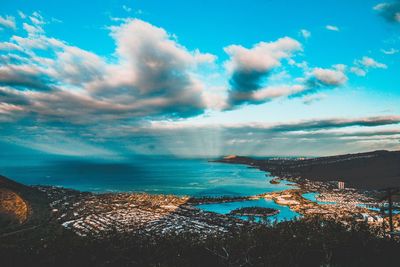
229, 207, 279, 217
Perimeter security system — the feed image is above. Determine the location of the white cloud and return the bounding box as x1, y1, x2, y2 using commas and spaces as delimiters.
381, 48, 399, 55
300, 29, 311, 39
373, 3, 389, 11
51, 17, 63, 23
332, 64, 347, 72
310, 67, 348, 86
325, 25, 340, 31
136, 115, 400, 157
101, 19, 211, 115
373, 2, 400, 23
0, 13, 399, 157
122, 5, 132, 12
18, 11, 26, 19
23, 22, 44, 35
224, 37, 301, 74
351, 56, 387, 76
0, 18, 218, 123
29, 11, 45, 25
359, 56, 387, 69
252, 84, 306, 101
350, 66, 367, 77
0, 42, 22, 51
302, 93, 327, 105
52, 46, 106, 85
193, 49, 217, 64
0, 15, 16, 30
149, 115, 400, 132
223, 37, 302, 107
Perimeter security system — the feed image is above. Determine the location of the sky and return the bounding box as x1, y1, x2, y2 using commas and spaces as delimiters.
0, 0, 400, 158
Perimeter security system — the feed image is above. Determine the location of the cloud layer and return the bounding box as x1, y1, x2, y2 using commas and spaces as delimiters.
0, 18, 216, 124
0, 11, 398, 157
0, 13, 386, 122
131, 115, 400, 156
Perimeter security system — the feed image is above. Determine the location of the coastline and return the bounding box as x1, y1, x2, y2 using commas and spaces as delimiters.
2, 153, 399, 238
212, 156, 399, 231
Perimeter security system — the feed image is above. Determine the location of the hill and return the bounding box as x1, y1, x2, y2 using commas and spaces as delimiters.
218, 150, 400, 190
0, 175, 50, 233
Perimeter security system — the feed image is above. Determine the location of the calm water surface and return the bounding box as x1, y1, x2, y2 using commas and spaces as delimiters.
302, 192, 336, 205
0, 155, 292, 197
0, 154, 302, 220
197, 198, 300, 222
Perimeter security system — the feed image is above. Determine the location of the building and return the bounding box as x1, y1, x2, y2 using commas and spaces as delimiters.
338, 181, 345, 190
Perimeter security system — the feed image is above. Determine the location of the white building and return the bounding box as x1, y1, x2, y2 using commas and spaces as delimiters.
338, 181, 345, 190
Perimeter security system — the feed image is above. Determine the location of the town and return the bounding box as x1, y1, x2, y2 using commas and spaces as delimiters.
259, 179, 399, 231
35, 176, 400, 239
36, 186, 245, 238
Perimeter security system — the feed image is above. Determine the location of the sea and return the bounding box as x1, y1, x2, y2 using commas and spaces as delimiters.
0, 154, 300, 221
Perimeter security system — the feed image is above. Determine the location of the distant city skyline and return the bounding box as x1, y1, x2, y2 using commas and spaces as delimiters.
0, 0, 399, 158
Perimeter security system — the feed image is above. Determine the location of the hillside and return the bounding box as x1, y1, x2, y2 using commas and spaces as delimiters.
0, 175, 50, 233
219, 150, 400, 190
0, 188, 28, 226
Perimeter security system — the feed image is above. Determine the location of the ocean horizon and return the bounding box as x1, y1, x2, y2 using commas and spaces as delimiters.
0, 155, 292, 197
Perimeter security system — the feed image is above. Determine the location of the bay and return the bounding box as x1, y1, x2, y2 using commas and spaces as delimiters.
0, 155, 290, 197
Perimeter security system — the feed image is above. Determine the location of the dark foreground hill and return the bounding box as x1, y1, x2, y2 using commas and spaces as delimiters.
219, 150, 400, 190
1, 212, 399, 266
0, 175, 50, 233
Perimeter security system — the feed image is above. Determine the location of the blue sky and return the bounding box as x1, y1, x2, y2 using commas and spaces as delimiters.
0, 0, 399, 158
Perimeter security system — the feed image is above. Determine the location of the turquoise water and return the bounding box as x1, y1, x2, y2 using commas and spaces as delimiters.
197, 198, 300, 222
303, 194, 400, 215
0, 154, 302, 222
302, 192, 336, 205
302, 192, 318, 202
357, 204, 400, 214
0, 155, 291, 197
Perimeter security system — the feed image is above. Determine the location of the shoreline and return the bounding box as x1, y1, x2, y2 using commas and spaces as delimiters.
212, 157, 400, 232
2, 153, 399, 238
24, 159, 386, 225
